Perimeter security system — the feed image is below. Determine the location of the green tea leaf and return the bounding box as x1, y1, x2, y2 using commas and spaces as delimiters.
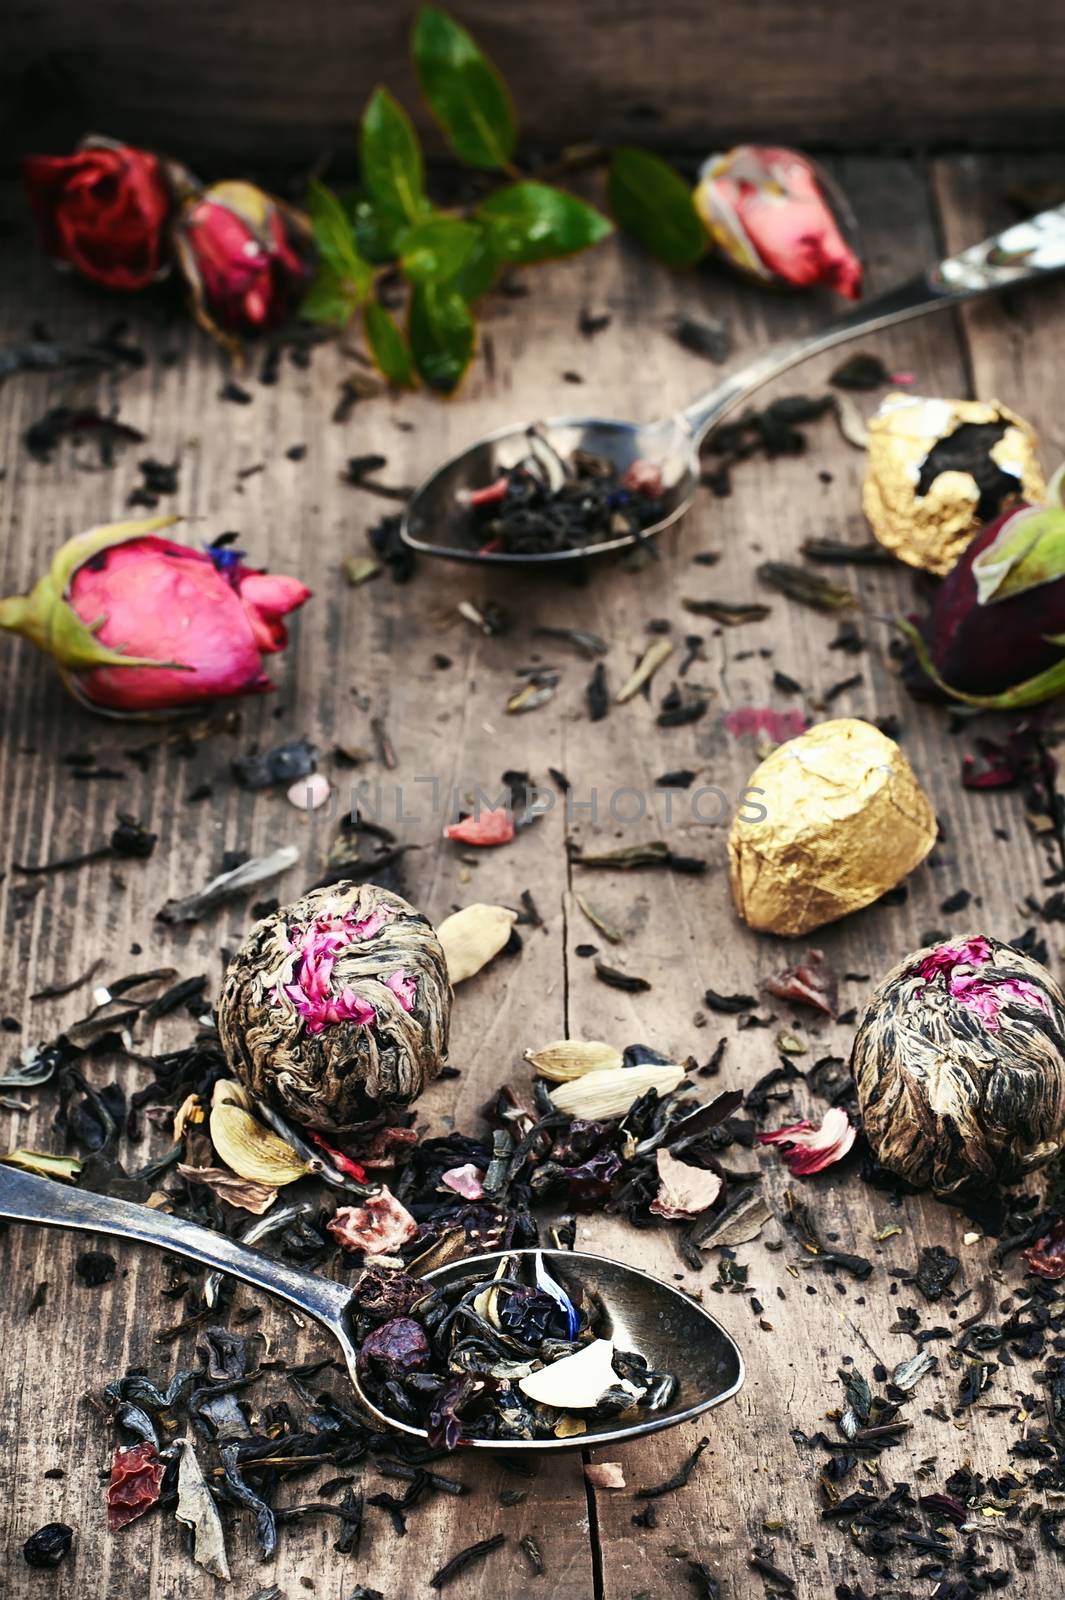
365, 301, 415, 386
452, 224, 499, 303
476, 182, 612, 264
413, 6, 516, 170
397, 215, 481, 283
361, 87, 428, 225
608, 147, 707, 268
408, 281, 475, 392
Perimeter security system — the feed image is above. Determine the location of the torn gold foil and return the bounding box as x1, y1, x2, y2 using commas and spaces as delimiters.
863, 393, 1044, 575
728, 718, 936, 937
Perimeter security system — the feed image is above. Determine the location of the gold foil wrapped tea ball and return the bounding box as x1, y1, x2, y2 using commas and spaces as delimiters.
728, 718, 936, 937
217, 881, 451, 1132
852, 934, 1065, 1194
863, 393, 1043, 575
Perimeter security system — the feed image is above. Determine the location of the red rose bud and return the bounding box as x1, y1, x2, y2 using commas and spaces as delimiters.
694, 145, 862, 299
901, 485, 1065, 709
23, 139, 171, 292
0, 518, 311, 716
175, 180, 312, 349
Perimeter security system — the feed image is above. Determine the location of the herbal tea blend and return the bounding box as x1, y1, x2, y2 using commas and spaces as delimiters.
852, 934, 1065, 1193
217, 882, 451, 1131
350, 1251, 678, 1447
461, 427, 668, 555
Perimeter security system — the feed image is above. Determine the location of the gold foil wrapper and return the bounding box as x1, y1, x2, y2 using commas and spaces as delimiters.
863, 393, 1044, 576
728, 718, 936, 937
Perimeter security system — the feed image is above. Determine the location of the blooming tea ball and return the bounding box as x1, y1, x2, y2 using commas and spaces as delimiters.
728, 718, 936, 937
852, 934, 1065, 1194
217, 881, 451, 1132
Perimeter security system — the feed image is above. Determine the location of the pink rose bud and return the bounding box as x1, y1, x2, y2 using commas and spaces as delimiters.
0, 518, 311, 716
902, 476, 1065, 709
694, 145, 862, 299
175, 180, 312, 349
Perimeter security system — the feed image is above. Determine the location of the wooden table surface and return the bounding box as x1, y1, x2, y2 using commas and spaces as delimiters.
2, 152, 1065, 1599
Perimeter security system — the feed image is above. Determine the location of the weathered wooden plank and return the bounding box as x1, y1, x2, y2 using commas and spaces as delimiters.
9, 0, 1065, 166
564, 157, 1065, 1596
2, 148, 1065, 1600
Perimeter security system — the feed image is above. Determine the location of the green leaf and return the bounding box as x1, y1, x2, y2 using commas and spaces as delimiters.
397, 216, 481, 283
408, 282, 475, 392
301, 261, 364, 327
364, 301, 415, 386
361, 87, 428, 225
307, 181, 370, 283
608, 147, 707, 268
452, 224, 499, 303
475, 182, 612, 265
972, 506, 1065, 604
412, 6, 516, 170
350, 195, 408, 263
895, 616, 1065, 710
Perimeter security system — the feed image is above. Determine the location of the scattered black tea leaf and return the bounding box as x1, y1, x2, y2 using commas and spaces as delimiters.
703, 988, 755, 1015
535, 624, 608, 658
430, 1533, 507, 1590
520, 1533, 545, 1575
800, 537, 894, 565
587, 661, 609, 721
595, 960, 651, 992
634, 1436, 709, 1499
668, 313, 731, 364
757, 562, 855, 612
830, 353, 890, 390
681, 598, 771, 626
23, 1522, 74, 1568
232, 739, 319, 790
75, 1250, 116, 1287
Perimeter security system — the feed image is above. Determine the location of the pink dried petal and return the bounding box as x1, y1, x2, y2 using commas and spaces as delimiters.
585, 1462, 626, 1489
384, 969, 417, 1012
648, 1148, 723, 1220
620, 459, 663, 497
327, 1188, 418, 1255
273, 906, 396, 1033
309, 1131, 367, 1183
723, 707, 808, 743
440, 1162, 485, 1200
764, 947, 838, 1016
910, 937, 1051, 1032
757, 1106, 856, 1175
287, 771, 332, 809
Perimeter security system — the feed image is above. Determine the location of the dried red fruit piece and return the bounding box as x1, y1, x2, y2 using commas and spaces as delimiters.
327, 1187, 419, 1254
1023, 1219, 1065, 1279
107, 1442, 165, 1530
443, 807, 515, 847
764, 948, 838, 1016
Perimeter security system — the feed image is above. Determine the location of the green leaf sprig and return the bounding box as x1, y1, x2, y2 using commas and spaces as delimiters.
301, 6, 611, 394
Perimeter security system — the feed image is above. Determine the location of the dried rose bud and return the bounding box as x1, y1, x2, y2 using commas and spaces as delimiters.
852, 934, 1065, 1194
901, 487, 1065, 708
694, 145, 861, 299
174, 179, 312, 352
217, 882, 451, 1132
0, 519, 310, 716
24, 138, 171, 291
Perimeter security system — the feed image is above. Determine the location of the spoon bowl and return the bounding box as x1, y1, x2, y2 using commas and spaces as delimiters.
0, 1165, 742, 1451
401, 202, 1065, 566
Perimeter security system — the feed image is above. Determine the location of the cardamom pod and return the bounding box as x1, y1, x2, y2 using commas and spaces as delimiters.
209, 1101, 310, 1186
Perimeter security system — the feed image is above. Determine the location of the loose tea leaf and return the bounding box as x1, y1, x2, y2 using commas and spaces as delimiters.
757, 561, 855, 611
176, 1436, 231, 1581
430, 1533, 507, 1590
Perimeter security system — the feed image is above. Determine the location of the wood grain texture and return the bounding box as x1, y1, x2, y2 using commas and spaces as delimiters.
2, 154, 1065, 1597
8, 0, 1065, 167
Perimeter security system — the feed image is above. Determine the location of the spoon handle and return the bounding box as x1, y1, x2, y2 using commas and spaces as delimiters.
0, 1162, 350, 1329
678, 203, 1065, 443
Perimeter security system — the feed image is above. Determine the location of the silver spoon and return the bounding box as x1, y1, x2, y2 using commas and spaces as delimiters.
401, 203, 1065, 565
0, 1164, 743, 1451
